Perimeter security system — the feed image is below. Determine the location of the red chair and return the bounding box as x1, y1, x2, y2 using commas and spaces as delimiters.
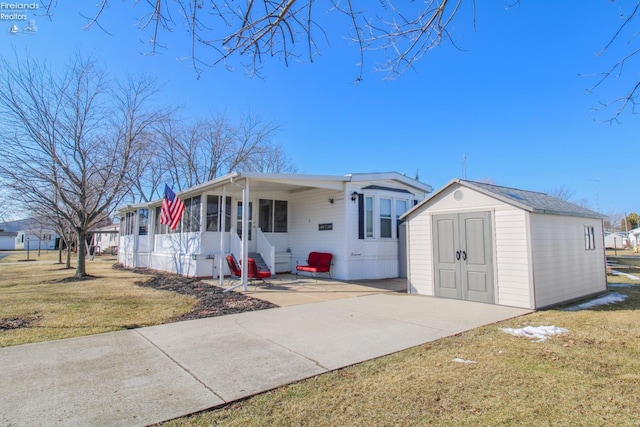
247, 257, 271, 287
226, 254, 271, 288
226, 255, 242, 285
296, 252, 332, 279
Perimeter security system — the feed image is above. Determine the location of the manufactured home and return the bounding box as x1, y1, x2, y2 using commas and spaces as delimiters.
402, 179, 607, 309
117, 172, 432, 286
0, 231, 17, 250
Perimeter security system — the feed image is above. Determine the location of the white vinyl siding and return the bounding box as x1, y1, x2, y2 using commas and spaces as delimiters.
406, 211, 434, 295
492, 208, 532, 308
531, 214, 606, 308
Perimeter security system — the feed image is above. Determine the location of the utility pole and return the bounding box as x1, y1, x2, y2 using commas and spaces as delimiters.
462, 154, 467, 179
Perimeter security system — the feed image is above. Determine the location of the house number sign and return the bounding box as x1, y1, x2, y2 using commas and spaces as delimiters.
318, 223, 333, 231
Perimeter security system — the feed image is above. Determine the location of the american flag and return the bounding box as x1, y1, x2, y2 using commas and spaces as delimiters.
160, 184, 185, 230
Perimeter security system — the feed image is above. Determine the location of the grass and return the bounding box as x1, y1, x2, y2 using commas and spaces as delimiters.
3, 250, 640, 425
162, 267, 640, 426
0, 251, 195, 347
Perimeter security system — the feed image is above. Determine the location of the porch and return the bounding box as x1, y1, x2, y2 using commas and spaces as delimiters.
204, 274, 407, 307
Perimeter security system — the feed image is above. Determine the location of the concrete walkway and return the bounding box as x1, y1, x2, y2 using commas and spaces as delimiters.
0, 293, 530, 426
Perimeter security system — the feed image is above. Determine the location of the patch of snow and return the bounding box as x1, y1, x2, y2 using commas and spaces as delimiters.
562, 292, 628, 312
452, 358, 477, 364
610, 270, 640, 281
500, 325, 569, 342
608, 283, 633, 288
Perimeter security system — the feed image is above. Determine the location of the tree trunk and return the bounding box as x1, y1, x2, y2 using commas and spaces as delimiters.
75, 229, 87, 278
65, 240, 71, 269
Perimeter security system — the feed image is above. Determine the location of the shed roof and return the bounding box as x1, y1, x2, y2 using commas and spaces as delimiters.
403, 179, 606, 220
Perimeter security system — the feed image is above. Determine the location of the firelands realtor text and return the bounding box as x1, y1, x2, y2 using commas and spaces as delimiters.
1, 2, 39, 20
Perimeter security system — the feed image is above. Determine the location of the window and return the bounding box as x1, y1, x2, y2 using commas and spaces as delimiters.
259, 199, 288, 233
360, 194, 411, 240
206, 195, 232, 232
365, 196, 374, 238
274, 200, 287, 232
123, 211, 136, 236
259, 199, 273, 232
237, 201, 253, 239
380, 198, 392, 238
183, 196, 201, 232
155, 206, 167, 234
138, 209, 149, 236
396, 199, 408, 236
585, 226, 596, 250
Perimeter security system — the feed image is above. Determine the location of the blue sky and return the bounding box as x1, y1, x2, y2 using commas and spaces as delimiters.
2, 1, 639, 222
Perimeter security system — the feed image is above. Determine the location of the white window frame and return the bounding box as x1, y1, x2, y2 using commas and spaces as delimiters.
363, 192, 411, 240
584, 225, 596, 250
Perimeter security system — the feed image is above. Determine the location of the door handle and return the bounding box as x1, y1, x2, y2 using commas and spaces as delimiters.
462, 251, 467, 261
456, 251, 461, 260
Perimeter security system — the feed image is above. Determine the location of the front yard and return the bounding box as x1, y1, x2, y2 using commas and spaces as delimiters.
2, 250, 640, 425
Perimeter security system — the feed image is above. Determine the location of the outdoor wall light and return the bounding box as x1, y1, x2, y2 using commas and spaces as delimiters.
351, 192, 359, 202
328, 198, 334, 204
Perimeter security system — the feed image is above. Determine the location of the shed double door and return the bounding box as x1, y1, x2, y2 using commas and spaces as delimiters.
432, 212, 494, 304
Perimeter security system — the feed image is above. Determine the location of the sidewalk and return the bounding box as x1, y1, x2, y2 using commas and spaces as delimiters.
0, 292, 530, 426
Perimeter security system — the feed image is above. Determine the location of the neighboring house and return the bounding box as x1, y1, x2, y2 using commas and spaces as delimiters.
0, 218, 59, 251
0, 231, 17, 250
117, 172, 432, 285
402, 179, 607, 310
627, 228, 640, 249
88, 224, 120, 255
604, 232, 628, 249
15, 230, 58, 251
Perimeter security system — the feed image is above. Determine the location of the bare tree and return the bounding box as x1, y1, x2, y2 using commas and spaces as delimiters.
152, 113, 290, 192
41, 0, 469, 81
546, 186, 576, 202
585, 2, 640, 122
40, 1, 640, 119
0, 52, 167, 278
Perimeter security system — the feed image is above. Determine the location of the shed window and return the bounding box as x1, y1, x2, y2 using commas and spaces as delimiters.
584, 226, 596, 250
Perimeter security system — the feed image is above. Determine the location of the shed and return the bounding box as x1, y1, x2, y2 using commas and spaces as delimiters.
402, 179, 608, 310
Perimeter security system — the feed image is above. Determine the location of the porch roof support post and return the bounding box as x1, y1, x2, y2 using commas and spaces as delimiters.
219, 185, 227, 287
241, 179, 250, 291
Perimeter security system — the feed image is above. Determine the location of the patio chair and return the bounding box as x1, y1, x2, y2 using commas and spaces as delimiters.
225, 254, 242, 286
225, 254, 271, 288
296, 252, 332, 279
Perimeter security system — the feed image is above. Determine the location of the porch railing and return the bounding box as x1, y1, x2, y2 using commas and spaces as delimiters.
256, 228, 276, 275
230, 228, 242, 261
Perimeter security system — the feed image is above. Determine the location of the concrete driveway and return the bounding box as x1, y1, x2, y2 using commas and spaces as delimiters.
0, 281, 531, 427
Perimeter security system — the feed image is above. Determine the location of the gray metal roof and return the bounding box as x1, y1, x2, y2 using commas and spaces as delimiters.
459, 179, 606, 219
